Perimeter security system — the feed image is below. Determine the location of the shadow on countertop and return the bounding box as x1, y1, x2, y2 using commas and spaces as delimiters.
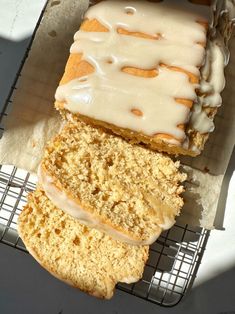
0, 36, 32, 112
0, 243, 235, 314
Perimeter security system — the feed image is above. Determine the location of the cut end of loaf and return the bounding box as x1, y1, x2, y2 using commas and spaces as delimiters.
58, 109, 202, 157
54, 7, 213, 157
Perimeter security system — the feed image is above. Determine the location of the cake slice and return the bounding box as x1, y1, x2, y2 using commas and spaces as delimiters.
18, 188, 149, 299
39, 121, 186, 245
55, 0, 225, 156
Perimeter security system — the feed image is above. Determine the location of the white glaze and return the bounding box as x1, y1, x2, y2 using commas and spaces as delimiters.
201, 41, 225, 108
56, 67, 193, 140
71, 30, 204, 75
158, 216, 176, 230
191, 40, 225, 133
120, 276, 140, 284
38, 165, 162, 245
190, 103, 215, 134
55, 0, 212, 143
85, 0, 210, 45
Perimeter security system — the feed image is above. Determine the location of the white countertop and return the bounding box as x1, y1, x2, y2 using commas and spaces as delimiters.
0, 1, 235, 313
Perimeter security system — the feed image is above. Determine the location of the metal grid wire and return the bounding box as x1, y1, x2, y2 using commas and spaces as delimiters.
0, 165, 36, 251
118, 224, 209, 306
0, 0, 210, 307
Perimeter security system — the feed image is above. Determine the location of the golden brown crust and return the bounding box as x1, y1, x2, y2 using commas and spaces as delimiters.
60, 110, 199, 156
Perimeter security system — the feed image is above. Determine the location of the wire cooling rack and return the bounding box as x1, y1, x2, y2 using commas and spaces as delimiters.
0, 0, 210, 307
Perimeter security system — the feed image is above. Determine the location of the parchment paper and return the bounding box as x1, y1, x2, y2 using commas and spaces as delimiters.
0, 0, 234, 229
0, 0, 89, 172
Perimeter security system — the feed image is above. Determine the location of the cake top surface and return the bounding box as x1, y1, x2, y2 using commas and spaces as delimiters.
55, 0, 215, 146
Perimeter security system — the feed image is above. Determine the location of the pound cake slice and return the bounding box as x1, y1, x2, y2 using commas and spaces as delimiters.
18, 188, 148, 299
39, 121, 186, 245
55, 0, 225, 156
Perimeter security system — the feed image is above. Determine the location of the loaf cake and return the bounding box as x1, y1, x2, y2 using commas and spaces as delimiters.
39, 121, 186, 245
55, 0, 225, 156
18, 188, 149, 299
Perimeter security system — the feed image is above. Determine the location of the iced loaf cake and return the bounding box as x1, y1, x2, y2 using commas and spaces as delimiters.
55, 0, 225, 156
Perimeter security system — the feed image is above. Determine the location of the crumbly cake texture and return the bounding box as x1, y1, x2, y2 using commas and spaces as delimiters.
40, 121, 186, 245
55, 13, 213, 157
18, 188, 149, 299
